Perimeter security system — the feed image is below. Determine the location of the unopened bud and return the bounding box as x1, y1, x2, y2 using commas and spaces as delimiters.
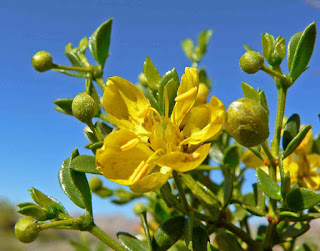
239, 51, 264, 74
138, 73, 148, 87
32, 51, 53, 72
224, 98, 269, 147
15, 217, 39, 243
89, 176, 103, 192
72, 93, 97, 123
133, 203, 148, 215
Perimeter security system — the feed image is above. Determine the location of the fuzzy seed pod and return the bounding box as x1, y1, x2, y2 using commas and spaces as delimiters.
224, 98, 269, 147
239, 51, 264, 74
15, 217, 39, 243
32, 51, 53, 72
72, 93, 97, 124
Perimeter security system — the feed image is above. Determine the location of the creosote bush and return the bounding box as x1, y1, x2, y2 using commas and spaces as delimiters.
15, 18, 320, 251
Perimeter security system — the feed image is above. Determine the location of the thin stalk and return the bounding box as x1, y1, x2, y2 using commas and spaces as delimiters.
261, 65, 286, 80
89, 225, 127, 251
53, 64, 92, 73
99, 113, 112, 124
173, 171, 190, 210
263, 223, 277, 251
140, 212, 152, 250
223, 221, 263, 251
39, 218, 82, 230
95, 77, 106, 91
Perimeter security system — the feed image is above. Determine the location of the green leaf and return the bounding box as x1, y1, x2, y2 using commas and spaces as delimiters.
78, 37, 88, 54
96, 121, 113, 139
192, 222, 210, 251
198, 67, 212, 88
58, 159, 92, 213
17, 202, 37, 208
152, 216, 185, 251
181, 39, 194, 61
223, 146, 240, 168
53, 99, 73, 115
215, 231, 243, 251
158, 68, 179, 115
70, 155, 101, 174
89, 18, 113, 68
312, 133, 320, 154
209, 142, 224, 165
295, 242, 318, 251
274, 36, 286, 62
282, 171, 291, 199
85, 79, 101, 117
280, 222, 310, 240
231, 199, 265, 216
17, 205, 47, 221
223, 167, 233, 208
29, 188, 68, 215
283, 125, 312, 158
145, 88, 161, 111
197, 29, 213, 60
253, 183, 266, 212
117, 232, 148, 251
258, 91, 269, 115
143, 56, 161, 91
262, 33, 275, 63
283, 114, 300, 151
288, 22, 316, 81
286, 188, 320, 211
243, 45, 253, 51
241, 82, 259, 102
65, 43, 85, 67
256, 167, 281, 200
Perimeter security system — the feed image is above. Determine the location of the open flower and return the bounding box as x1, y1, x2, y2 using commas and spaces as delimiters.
242, 129, 320, 189
96, 67, 225, 193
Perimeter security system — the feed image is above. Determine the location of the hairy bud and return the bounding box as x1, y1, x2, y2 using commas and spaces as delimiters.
32, 51, 53, 72
224, 98, 269, 147
89, 176, 103, 192
15, 217, 39, 243
239, 51, 264, 74
72, 93, 97, 123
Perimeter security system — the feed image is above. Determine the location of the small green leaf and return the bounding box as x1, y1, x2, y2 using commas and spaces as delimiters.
192, 222, 210, 251
274, 36, 286, 62
312, 133, 320, 154
158, 68, 179, 115
231, 199, 265, 216
181, 39, 194, 61
215, 231, 243, 251
29, 188, 68, 215
198, 67, 212, 88
243, 45, 253, 51
288, 22, 316, 81
253, 183, 266, 212
65, 43, 85, 67
281, 171, 291, 199
209, 142, 224, 165
117, 232, 148, 251
283, 114, 300, 150
286, 188, 320, 211
196, 29, 213, 60
89, 18, 113, 68
258, 91, 269, 115
223, 145, 240, 168
17, 202, 36, 208
58, 159, 92, 213
152, 216, 185, 251
143, 56, 161, 91
145, 88, 161, 111
223, 167, 233, 207
70, 155, 101, 174
78, 37, 88, 54
241, 82, 259, 102
96, 121, 113, 139
262, 33, 275, 63
256, 167, 281, 200
17, 205, 47, 221
89, 142, 103, 152
53, 99, 73, 115
280, 222, 310, 240
283, 125, 312, 158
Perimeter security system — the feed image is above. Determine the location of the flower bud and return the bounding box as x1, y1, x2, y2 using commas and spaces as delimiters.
224, 98, 269, 147
138, 73, 148, 87
89, 176, 103, 192
32, 51, 53, 72
15, 217, 39, 243
239, 51, 264, 74
72, 93, 97, 123
133, 202, 148, 215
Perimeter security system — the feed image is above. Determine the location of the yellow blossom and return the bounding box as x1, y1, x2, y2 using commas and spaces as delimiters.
242, 129, 320, 190
96, 67, 225, 193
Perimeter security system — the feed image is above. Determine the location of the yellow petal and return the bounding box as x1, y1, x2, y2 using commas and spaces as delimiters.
96, 129, 154, 185
288, 162, 299, 184
194, 83, 210, 106
103, 76, 154, 134
241, 150, 265, 168
182, 95, 225, 145
172, 67, 199, 127
307, 153, 320, 172
130, 166, 173, 193
303, 175, 320, 190
157, 143, 210, 172
297, 128, 313, 153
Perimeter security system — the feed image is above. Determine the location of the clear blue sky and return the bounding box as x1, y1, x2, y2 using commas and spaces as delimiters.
1, 0, 320, 217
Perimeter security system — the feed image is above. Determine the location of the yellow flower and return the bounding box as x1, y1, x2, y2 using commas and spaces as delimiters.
96, 67, 225, 193
242, 129, 320, 190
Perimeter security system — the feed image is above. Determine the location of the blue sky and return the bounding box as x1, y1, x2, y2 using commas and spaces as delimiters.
1, 0, 320, 217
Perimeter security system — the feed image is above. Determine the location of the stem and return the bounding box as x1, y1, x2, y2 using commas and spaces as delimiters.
261, 142, 276, 168
140, 212, 152, 250
53, 64, 92, 73
223, 221, 263, 251
263, 223, 277, 251
99, 113, 112, 124
88, 121, 102, 142
261, 65, 286, 80
95, 77, 106, 91
89, 225, 127, 251
173, 171, 190, 210
39, 218, 82, 230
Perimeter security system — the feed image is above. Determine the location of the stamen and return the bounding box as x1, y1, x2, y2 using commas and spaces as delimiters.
164, 86, 169, 119
130, 161, 149, 184
175, 87, 198, 102
151, 107, 163, 122
179, 137, 190, 146
137, 104, 151, 118
120, 138, 140, 151
146, 148, 165, 163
